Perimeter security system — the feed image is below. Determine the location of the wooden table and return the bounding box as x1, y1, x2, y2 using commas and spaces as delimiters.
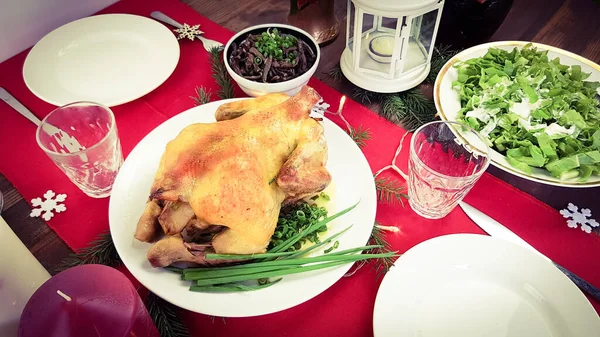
2, 0, 600, 274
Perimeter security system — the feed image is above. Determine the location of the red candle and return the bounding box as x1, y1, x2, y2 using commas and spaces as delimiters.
18, 264, 160, 337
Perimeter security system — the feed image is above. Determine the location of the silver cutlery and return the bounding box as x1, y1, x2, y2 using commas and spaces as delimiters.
0, 87, 60, 135
0, 88, 43, 126
459, 201, 600, 302
150, 11, 224, 52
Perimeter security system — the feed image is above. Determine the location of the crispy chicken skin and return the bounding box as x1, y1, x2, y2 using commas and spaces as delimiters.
214, 92, 290, 121
136, 86, 332, 267
134, 200, 162, 242
147, 235, 211, 267
277, 117, 331, 203
158, 201, 195, 235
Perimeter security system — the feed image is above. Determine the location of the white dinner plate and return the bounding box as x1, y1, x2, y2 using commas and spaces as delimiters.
373, 234, 600, 337
109, 99, 377, 317
23, 14, 180, 107
434, 41, 600, 188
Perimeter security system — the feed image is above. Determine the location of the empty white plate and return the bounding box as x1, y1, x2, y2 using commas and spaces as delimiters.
373, 234, 600, 337
23, 14, 180, 107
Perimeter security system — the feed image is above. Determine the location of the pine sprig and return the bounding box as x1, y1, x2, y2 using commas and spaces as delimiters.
209, 46, 235, 99
190, 86, 212, 105
375, 176, 408, 205
146, 292, 190, 337
427, 45, 460, 83
349, 126, 371, 148
324, 62, 344, 81
56, 230, 122, 273
381, 89, 437, 131
368, 222, 396, 277
352, 87, 378, 104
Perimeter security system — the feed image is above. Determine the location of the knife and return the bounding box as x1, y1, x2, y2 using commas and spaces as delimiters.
459, 201, 600, 302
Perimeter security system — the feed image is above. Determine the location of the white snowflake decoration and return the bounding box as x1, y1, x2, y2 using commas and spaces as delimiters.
30, 190, 67, 221
311, 99, 330, 116
173, 23, 204, 41
560, 203, 599, 234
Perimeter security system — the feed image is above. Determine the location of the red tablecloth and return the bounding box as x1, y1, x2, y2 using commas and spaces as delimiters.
0, 0, 598, 335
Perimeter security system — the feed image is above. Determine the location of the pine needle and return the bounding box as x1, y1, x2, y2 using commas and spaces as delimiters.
56, 230, 122, 273
325, 62, 344, 81
145, 292, 190, 337
209, 46, 235, 99
349, 125, 371, 148
381, 95, 406, 125
190, 86, 212, 105
375, 176, 408, 205
352, 87, 379, 104
381, 89, 437, 131
427, 45, 460, 83
369, 222, 396, 277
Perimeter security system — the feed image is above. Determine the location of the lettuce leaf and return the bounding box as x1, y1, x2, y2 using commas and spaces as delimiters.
453, 44, 600, 181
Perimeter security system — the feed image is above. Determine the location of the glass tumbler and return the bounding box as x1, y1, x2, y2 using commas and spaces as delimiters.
35, 102, 124, 198
408, 121, 490, 219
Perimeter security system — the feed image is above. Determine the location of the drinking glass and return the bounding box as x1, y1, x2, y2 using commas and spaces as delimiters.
35, 102, 123, 198
408, 121, 490, 219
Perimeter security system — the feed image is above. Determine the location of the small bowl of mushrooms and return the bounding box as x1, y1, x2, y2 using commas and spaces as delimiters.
224, 23, 320, 97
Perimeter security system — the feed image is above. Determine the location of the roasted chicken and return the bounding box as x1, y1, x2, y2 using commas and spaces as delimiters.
134, 86, 332, 267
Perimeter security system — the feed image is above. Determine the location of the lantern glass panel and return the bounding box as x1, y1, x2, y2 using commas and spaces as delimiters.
346, 1, 356, 53
377, 17, 398, 33
403, 9, 438, 73
358, 13, 399, 75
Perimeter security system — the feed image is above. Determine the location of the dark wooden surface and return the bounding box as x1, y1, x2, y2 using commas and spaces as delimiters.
2, 0, 600, 275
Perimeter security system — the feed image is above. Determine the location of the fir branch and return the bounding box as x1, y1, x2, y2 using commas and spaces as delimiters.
352, 87, 379, 104
349, 125, 371, 148
368, 222, 396, 277
381, 89, 437, 131
209, 46, 235, 99
190, 86, 212, 105
146, 292, 190, 337
381, 95, 406, 125
56, 230, 121, 273
375, 176, 408, 205
427, 45, 460, 83
325, 62, 344, 81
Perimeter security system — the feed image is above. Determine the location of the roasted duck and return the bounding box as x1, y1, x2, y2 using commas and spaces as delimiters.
134, 86, 332, 267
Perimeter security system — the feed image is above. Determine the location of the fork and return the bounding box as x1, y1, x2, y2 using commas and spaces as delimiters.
150, 11, 224, 52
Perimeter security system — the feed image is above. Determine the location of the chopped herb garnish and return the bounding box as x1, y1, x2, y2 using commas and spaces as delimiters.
268, 201, 328, 251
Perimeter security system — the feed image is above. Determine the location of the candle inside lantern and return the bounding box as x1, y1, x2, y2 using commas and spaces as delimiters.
18, 264, 160, 337
367, 35, 395, 64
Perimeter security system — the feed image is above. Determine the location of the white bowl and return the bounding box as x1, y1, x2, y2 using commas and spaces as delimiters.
224, 23, 320, 97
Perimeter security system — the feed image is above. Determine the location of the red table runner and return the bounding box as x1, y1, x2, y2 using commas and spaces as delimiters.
0, 0, 598, 335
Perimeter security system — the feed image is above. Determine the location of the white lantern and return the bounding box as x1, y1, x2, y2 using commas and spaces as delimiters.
340, 0, 445, 93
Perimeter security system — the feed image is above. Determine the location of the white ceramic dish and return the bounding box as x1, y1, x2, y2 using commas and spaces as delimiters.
434, 41, 600, 188
109, 98, 377, 317
23, 14, 180, 107
223, 24, 320, 97
373, 234, 600, 337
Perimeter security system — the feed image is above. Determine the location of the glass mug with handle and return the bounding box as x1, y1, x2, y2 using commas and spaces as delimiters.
35, 102, 124, 198
406, 121, 490, 219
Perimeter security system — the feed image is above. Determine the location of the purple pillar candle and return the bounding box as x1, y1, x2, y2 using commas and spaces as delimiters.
18, 264, 160, 337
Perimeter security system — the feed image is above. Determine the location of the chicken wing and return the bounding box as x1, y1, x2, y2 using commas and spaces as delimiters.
277, 117, 331, 203
214, 92, 290, 121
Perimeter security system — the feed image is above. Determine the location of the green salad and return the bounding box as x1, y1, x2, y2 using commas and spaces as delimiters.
452, 44, 600, 181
